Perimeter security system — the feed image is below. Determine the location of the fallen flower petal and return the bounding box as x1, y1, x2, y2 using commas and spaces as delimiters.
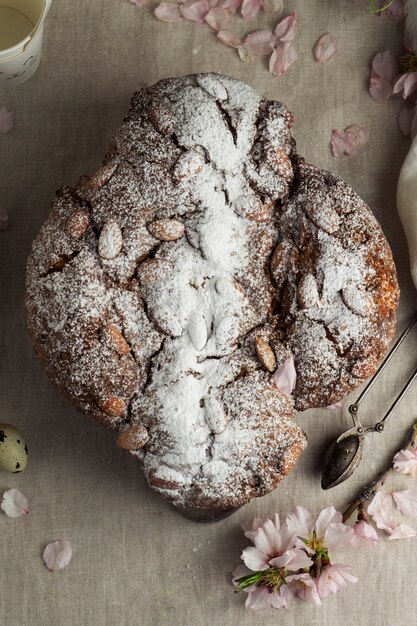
0, 204, 9, 231
218, 0, 241, 15
238, 44, 254, 63
352, 521, 379, 547
392, 488, 417, 518
241, 0, 261, 20
262, 0, 283, 16
205, 6, 230, 29
244, 29, 275, 56
388, 523, 417, 540
313, 33, 338, 63
368, 492, 398, 533
43, 540, 73, 572
273, 355, 297, 395
369, 76, 393, 102
345, 124, 369, 145
217, 30, 241, 47
331, 129, 358, 157
1, 489, 29, 517
0, 106, 14, 133
371, 50, 398, 84
393, 446, 417, 474
269, 41, 297, 77
154, 2, 183, 22
179, 0, 209, 22
273, 12, 296, 42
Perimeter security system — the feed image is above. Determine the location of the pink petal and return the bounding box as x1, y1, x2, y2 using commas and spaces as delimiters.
403, 73, 417, 99
129, 0, 150, 5
270, 585, 295, 609
273, 12, 297, 42
315, 506, 342, 537
0, 204, 9, 231
232, 563, 255, 589
245, 587, 272, 611
241, 546, 269, 571
398, 107, 415, 137
217, 30, 241, 48
371, 50, 398, 84
286, 505, 313, 538
393, 72, 408, 96
351, 521, 379, 547
238, 44, 254, 63
42, 540, 73, 572
325, 523, 355, 550
179, 0, 209, 22
388, 524, 417, 540
242, 516, 269, 537
369, 77, 393, 102
244, 29, 275, 56
262, 0, 283, 16
287, 573, 321, 606
0, 106, 14, 133
241, 0, 261, 20
325, 401, 343, 410
154, 2, 183, 22
385, 0, 406, 22
368, 492, 398, 533
393, 447, 417, 474
273, 354, 297, 395
331, 129, 358, 158
218, 0, 241, 15
345, 124, 369, 145
392, 488, 417, 518
316, 564, 357, 599
313, 33, 338, 63
208, 0, 219, 6
1, 489, 29, 518
205, 6, 230, 29
270, 549, 313, 571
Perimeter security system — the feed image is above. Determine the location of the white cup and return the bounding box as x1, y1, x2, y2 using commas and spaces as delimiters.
0, 0, 52, 88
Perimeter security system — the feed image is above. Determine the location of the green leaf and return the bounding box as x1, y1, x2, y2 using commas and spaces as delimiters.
369, 0, 394, 13
235, 571, 264, 590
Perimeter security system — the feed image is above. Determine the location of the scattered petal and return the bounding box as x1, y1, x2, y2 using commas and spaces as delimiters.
371, 50, 398, 84
269, 41, 297, 77
331, 129, 358, 157
43, 540, 73, 572
262, 0, 283, 16
273, 12, 297, 42
392, 488, 417, 518
154, 2, 183, 22
368, 492, 398, 533
0, 204, 9, 231
217, 30, 241, 47
398, 106, 415, 137
244, 29, 275, 56
218, 0, 241, 15
394, 446, 417, 474
351, 521, 379, 547
313, 33, 338, 63
0, 106, 14, 133
238, 43, 254, 63
345, 124, 369, 145
179, 0, 209, 22
205, 6, 230, 29
369, 77, 393, 102
241, 0, 261, 20
388, 524, 417, 540
129, 0, 150, 5
273, 355, 297, 395
1, 489, 29, 517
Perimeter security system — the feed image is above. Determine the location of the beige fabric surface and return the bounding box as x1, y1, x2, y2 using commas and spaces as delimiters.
1, 1, 417, 625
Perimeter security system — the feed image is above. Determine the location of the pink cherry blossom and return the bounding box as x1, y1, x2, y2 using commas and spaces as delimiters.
287, 573, 321, 606
1, 489, 29, 517
43, 540, 73, 572
393, 447, 417, 475
205, 6, 230, 29
388, 524, 417, 540
241, 516, 301, 571
273, 12, 297, 42
367, 492, 397, 533
286, 506, 354, 557
218, 0, 241, 15
154, 2, 183, 22
179, 0, 209, 22
262, 0, 283, 17
244, 30, 275, 56
238, 44, 254, 63
240, 0, 261, 20
331, 129, 359, 157
313, 33, 338, 63
316, 564, 358, 599
273, 355, 297, 396
243, 513, 277, 541
371, 50, 398, 84
352, 521, 379, 547
392, 488, 417, 519
345, 124, 369, 145
217, 30, 241, 47
393, 72, 417, 100
0, 106, 14, 133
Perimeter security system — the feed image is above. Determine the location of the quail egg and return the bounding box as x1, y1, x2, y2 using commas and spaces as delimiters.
0, 423, 28, 473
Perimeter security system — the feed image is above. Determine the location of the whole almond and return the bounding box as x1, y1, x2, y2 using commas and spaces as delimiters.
304, 201, 340, 235
196, 75, 228, 101
265, 147, 293, 182
98, 220, 123, 260
137, 258, 173, 284
204, 396, 228, 434
255, 337, 277, 373
105, 324, 130, 355
97, 395, 127, 417
65, 208, 90, 239
148, 219, 185, 242
83, 161, 119, 191
173, 150, 205, 181
147, 102, 175, 135
117, 424, 149, 450
341, 285, 374, 317
271, 240, 297, 287
148, 471, 181, 490
297, 274, 320, 309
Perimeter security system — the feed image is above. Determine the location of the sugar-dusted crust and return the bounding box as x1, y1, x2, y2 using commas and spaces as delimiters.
25, 73, 399, 516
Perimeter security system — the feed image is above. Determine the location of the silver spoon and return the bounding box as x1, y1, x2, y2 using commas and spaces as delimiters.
321, 315, 417, 490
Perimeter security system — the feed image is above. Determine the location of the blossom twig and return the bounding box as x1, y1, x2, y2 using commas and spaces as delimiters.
342, 421, 417, 523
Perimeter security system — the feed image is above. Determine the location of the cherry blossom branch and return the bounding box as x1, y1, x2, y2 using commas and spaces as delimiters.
342, 421, 417, 523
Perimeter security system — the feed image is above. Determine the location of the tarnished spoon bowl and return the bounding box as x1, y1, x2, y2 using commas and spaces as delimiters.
321, 430, 365, 490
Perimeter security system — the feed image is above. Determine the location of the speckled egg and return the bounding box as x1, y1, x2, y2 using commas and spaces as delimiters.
0, 423, 28, 473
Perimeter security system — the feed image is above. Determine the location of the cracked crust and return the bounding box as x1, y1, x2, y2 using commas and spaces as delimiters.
25, 74, 398, 516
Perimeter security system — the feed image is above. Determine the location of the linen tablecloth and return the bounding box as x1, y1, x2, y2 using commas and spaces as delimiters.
1, 1, 416, 624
